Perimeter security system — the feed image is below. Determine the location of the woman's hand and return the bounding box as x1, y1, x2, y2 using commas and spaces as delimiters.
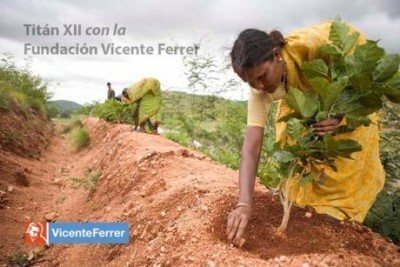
312, 117, 342, 136
226, 205, 251, 246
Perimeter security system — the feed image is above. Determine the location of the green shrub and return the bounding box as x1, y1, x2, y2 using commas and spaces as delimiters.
7, 250, 30, 267
164, 132, 191, 147
364, 102, 400, 244
209, 150, 240, 169
91, 100, 134, 124
0, 53, 49, 115
61, 119, 83, 134
70, 127, 90, 150
70, 168, 101, 191
4, 132, 23, 147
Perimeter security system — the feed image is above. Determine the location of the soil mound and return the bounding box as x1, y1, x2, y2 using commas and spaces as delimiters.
1, 117, 399, 266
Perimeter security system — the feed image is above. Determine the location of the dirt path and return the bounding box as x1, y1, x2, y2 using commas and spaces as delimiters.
1, 118, 400, 266
0, 133, 70, 263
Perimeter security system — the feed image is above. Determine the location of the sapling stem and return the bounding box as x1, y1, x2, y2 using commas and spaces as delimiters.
277, 159, 300, 233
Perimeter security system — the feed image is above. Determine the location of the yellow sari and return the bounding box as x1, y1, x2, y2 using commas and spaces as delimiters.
277, 21, 385, 222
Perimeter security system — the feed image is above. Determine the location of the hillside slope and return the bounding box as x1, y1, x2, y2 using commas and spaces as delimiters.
48, 100, 82, 113
1, 117, 399, 266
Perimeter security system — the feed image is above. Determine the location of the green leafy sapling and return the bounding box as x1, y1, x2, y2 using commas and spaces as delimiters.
272, 18, 400, 233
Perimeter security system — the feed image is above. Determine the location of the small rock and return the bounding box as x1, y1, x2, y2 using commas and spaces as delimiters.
207, 261, 216, 267
302, 263, 310, 267
18, 207, 24, 210
160, 246, 166, 253
15, 171, 29, 187
191, 238, 198, 243
0, 190, 6, 196
201, 205, 209, 211
33, 246, 47, 254
160, 211, 167, 217
27, 250, 35, 261
140, 228, 147, 239
305, 212, 312, 218
279, 256, 287, 262
7, 186, 14, 193
177, 206, 182, 212
239, 238, 246, 248
44, 212, 57, 221
151, 170, 157, 175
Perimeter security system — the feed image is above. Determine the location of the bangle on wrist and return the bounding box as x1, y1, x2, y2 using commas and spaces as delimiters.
236, 202, 252, 210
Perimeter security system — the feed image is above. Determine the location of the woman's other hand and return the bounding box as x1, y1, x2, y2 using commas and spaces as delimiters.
313, 117, 342, 136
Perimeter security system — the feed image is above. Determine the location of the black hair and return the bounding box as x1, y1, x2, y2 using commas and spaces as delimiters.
230, 29, 285, 78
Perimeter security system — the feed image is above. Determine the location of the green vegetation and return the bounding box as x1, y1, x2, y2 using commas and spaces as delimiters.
73, 27, 400, 242
265, 19, 400, 232
161, 90, 247, 169
70, 127, 90, 150
7, 250, 30, 267
60, 119, 84, 134
0, 53, 49, 115
70, 168, 101, 193
91, 100, 134, 124
3, 132, 24, 147
364, 102, 400, 243
48, 100, 82, 118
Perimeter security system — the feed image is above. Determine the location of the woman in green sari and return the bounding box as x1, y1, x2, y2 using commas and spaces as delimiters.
125, 78, 162, 133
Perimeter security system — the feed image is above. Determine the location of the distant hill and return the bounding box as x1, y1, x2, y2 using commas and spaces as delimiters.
48, 100, 82, 112
162, 90, 246, 112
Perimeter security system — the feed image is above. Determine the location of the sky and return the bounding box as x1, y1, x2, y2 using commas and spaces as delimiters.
0, 0, 399, 105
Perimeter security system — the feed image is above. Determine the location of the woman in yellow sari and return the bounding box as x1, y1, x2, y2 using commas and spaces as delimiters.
226, 21, 385, 246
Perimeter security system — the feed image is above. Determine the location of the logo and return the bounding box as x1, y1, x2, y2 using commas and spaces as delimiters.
25, 222, 129, 244
25, 222, 48, 244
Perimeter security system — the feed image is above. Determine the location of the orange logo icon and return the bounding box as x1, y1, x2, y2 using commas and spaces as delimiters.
25, 222, 47, 244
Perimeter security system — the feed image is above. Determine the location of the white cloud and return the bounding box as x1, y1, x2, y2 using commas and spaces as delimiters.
0, 0, 399, 104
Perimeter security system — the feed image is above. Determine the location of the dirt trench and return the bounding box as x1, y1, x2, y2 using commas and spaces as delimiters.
1, 117, 399, 266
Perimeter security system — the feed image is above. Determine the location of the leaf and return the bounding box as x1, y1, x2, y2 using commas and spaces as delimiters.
315, 111, 328, 121
385, 74, 400, 102
336, 139, 362, 154
359, 93, 383, 113
349, 74, 372, 92
310, 77, 330, 94
272, 150, 296, 163
277, 112, 301, 122
319, 44, 342, 56
329, 19, 359, 53
346, 115, 371, 129
299, 172, 314, 187
373, 54, 400, 82
287, 118, 304, 140
301, 59, 329, 79
353, 40, 385, 75
286, 87, 319, 118
343, 32, 361, 54
311, 78, 345, 111
372, 73, 400, 102
322, 135, 338, 151
319, 135, 362, 159
329, 19, 350, 49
